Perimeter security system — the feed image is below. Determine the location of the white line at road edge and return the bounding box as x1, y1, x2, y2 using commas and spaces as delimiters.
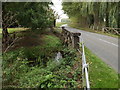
99, 39, 118, 47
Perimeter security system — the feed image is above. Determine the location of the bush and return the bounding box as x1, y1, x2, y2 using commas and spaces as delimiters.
3, 34, 81, 88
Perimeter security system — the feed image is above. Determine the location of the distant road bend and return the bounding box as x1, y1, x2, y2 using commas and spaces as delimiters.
62, 24, 119, 73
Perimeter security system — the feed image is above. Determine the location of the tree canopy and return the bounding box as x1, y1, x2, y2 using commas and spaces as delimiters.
2, 2, 55, 29
62, 2, 119, 29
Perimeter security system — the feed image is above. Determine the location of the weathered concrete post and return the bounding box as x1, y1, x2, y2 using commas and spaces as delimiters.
71, 33, 81, 49
62, 27, 68, 46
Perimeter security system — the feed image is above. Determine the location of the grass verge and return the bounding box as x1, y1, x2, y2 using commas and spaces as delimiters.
56, 22, 67, 28
0, 28, 28, 39
85, 47, 118, 88
0, 28, 27, 33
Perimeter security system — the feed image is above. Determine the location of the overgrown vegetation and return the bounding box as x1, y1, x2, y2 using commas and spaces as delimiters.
2, 1, 119, 89
0, 28, 27, 33
85, 47, 118, 88
3, 29, 82, 88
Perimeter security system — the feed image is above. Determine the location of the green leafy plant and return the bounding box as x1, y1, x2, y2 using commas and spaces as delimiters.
3, 33, 82, 88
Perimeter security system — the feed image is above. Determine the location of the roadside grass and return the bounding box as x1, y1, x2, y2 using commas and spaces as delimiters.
85, 47, 118, 88
43, 35, 62, 48
3, 29, 82, 88
0, 28, 27, 38
56, 22, 67, 28
69, 23, 119, 38
52, 28, 62, 35
0, 35, 2, 38
119, 74, 120, 87
0, 28, 27, 33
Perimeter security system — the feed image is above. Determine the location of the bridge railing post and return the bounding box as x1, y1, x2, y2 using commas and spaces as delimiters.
62, 27, 81, 49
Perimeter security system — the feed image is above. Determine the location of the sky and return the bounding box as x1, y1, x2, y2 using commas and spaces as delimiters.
51, 0, 69, 22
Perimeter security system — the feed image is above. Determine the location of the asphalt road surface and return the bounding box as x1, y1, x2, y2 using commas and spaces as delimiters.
62, 25, 119, 73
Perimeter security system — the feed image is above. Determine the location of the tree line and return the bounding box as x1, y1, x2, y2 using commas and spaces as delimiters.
62, 2, 120, 30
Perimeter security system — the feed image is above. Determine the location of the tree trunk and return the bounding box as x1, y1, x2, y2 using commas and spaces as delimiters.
79, 16, 89, 28
93, 2, 100, 30
2, 26, 9, 51
94, 14, 99, 30
105, 2, 109, 27
118, 2, 120, 28
54, 19, 56, 27
2, 3, 9, 51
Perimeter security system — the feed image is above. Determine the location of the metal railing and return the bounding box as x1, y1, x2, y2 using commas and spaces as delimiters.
61, 26, 90, 89
78, 36, 90, 89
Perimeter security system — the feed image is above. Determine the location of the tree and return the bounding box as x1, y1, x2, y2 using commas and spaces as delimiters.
118, 2, 120, 28
2, 2, 55, 50
16, 2, 54, 29
62, 2, 119, 30
2, 2, 18, 49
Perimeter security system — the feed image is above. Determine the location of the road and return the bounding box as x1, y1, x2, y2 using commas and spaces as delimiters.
62, 25, 119, 73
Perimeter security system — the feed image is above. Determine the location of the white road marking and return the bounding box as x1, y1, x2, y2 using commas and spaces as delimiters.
99, 39, 118, 47
83, 33, 118, 47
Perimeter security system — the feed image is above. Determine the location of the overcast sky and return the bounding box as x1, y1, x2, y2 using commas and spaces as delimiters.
51, 0, 68, 22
